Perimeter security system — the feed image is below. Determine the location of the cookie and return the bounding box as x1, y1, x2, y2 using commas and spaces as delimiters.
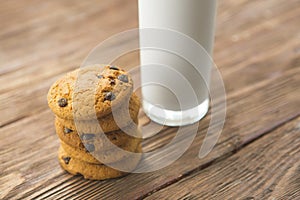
47, 65, 134, 120
56, 92, 140, 138
55, 118, 141, 150
58, 145, 142, 180
59, 133, 142, 164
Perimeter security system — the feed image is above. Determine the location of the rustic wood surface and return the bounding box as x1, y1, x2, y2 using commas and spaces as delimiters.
147, 117, 300, 200
0, 0, 299, 199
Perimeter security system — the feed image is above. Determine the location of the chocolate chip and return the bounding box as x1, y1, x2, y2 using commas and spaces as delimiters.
117, 74, 128, 83
81, 133, 95, 140
64, 127, 73, 134
62, 156, 71, 164
109, 66, 119, 70
109, 79, 116, 85
85, 143, 95, 152
96, 74, 103, 79
58, 98, 68, 107
104, 92, 116, 101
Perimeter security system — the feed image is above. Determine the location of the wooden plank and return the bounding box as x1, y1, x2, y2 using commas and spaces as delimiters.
146, 117, 300, 200
1, 64, 299, 199
0, 0, 138, 80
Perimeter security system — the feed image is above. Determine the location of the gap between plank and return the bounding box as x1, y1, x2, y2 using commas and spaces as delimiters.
0, 115, 28, 128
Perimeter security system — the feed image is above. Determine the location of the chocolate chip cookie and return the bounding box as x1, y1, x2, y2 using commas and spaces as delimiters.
55, 118, 141, 150
56, 92, 140, 139
58, 144, 142, 180
48, 65, 134, 120
60, 136, 142, 164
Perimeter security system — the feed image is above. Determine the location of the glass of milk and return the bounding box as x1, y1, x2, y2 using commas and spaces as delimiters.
138, 0, 218, 126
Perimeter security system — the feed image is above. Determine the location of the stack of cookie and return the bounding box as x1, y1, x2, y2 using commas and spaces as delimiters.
47, 65, 142, 180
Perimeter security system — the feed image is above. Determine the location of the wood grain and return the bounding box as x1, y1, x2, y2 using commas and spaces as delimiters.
1, 63, 299, 199
146, 117, 300, 200
0, 0, 299, 199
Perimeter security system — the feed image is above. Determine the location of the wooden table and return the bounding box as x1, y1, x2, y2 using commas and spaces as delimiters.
1, 0, 299, 199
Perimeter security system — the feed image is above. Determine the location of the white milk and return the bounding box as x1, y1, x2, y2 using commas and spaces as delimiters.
138, 0, 217, 126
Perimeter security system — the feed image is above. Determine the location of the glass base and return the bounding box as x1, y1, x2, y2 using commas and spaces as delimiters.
142, 99, 209, 127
